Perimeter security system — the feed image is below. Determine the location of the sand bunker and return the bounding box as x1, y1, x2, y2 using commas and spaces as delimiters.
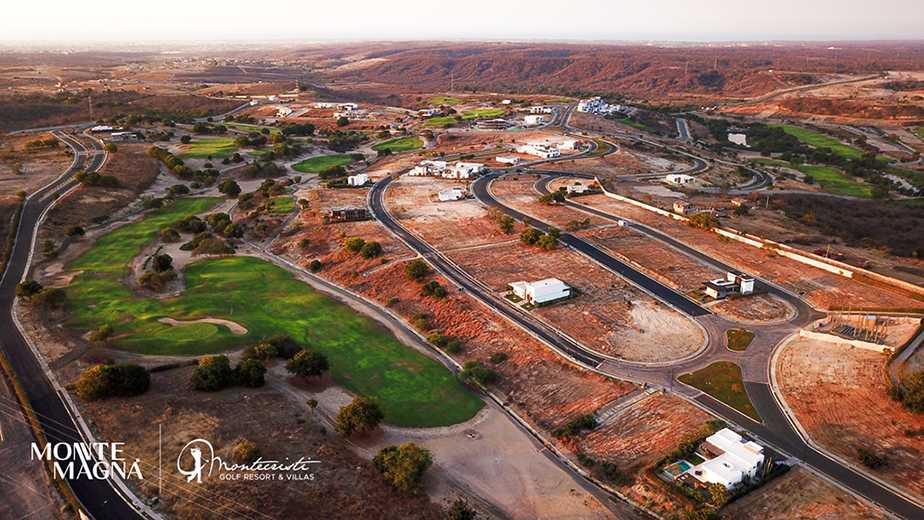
158, 317, 247, 335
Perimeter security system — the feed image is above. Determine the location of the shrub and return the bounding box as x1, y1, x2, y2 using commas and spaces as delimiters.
360, 241, 382, 259
404, 260, 429, 282
151, 253, 173, 273
335, 396, 384, 438
75, 363, 150, 399
232, 441, 262, 465
16, 280, 43, 302
285, 349, 330, 379
66, 225, 85, 237
88, 324, 114, 343
191, 355, 235, 391
445, 499, 477, 520
459, 361, 499, 388
426, 331, 447, 348
857, 448, 883, 469
344, 237, 365, 253
372, 443, 433, 496
235, 358, 267, 388
419, 280, 448, 298
309, 259, 322, 272
160, 228, 181, 242
32, 287, 67, 309
519, 228, 543, 246
445, 341, 461, 353
688, 212, 720, 230
490, 352, 508, 364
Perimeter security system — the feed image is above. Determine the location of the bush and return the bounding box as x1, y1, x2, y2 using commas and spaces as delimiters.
688, 212, 720, 230
733, 204, 749, 216
344, 237, 365, 253
552, 415, 597, 439
191, 355, 235, 391
235, 358, 267, 388
857, 448, 883, 468
445, 341, 461, 353
151, 253, 173, 273
160, 228, 181, 242
459, 361, 499, 388
411, 313, 429, 331
285, 349, 330, 379
88, 324, 114, 343
15, 280, 43, 302
426, 331, 447, 348
372, 442, 433, 496
419, 280, 448, 299
32, 287, 67, 309
335, 396, 385, 438
309, 259, 322, 272
519, 228, 543, 246
267, 334, 306, 359
489, 352, 508, 364
66, 225, 85, 237
360, 241, 382, 259
75, 363, 150, 399
232, 441, 262, 465
404, 259, 429, 282
444, 499, 477, 520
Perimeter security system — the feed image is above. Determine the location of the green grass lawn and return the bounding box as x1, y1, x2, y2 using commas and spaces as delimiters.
753, 158, 871, 197
178, 138, 238, 160
462, 109, 505, 119
249, 150, 267, 156
544, 98, 572, 104
372, 136, 422, 152
64, 198, 484, 427
916, 127, 924, 141
422, 116, 457, 127
292, 154, 355, 173
425, 97, 469, 105
678, 362, 761, 421
770, 124, 864, 160
589, 140, 612, 156
270, 196, 295, 213
612, 118, 651, 132
226, 124, 281, 134
726, 329, 756, 351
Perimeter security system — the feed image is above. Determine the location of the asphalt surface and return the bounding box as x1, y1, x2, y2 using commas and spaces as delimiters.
0, 132, 145, 520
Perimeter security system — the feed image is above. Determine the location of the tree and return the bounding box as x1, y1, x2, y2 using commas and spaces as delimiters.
103, 143, 118, 153
857, 448, 883, 469
445, 499, 478, 520
152, 253, 173, 273
285, 349, 330, 379
335, 396, 384, 438
192, 237, 232, 257
160, 228, 181, 242
75, 363, 150, 399
336, 116, 350, 127
88, 324, 114, 343
218, 179, 241, 198
16, 280, 43, 302
41, 239, 57, 259
459, 361, 499, 388
404, 260, 429, 282
139, 271, 166, 292
32, 287, 67, 309
372, 442, 433, 496
733, 204, 749, 216
709, 482, 728, 507
233, 441, 262, 465
685, 508, 724, 520
344, 237, 365, 253
66, 225, 86, 237
191, 355, 235, 391
180, 135, 192, 144
535, 234, 558, 250
688, 212, 720, 230
360, 241, 383, 259
235, 358, 267, 388
12, 162, 23, 175
519, 228, 544, 246
538, 192, 565, 205
497, 215, 514, 234
223, 223, 244, 239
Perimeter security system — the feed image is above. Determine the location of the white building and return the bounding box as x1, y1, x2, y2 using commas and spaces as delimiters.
704, 272, 756, 299
410, 160, 483, 179
496, 156, 521, 165
509, 278, 571, 305
692, 429, 765, 490
276, 106, 293, 118
560, 139, 581, 150
418, 108, 438, 117
566, 184, 589, 194
529, 106, 546, 114
517, 143, 561, 159
315, 102, 333, 109
666, 174, 695, 185
438, 187, 466, 201
347, 173, 368, 186
524, 115, 545, 126
501, 99, 512, 105
337, 103, 358, 111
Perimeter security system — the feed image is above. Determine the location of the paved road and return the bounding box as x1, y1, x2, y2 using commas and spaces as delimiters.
0, 131, 146, 520
676, 118, 691, 140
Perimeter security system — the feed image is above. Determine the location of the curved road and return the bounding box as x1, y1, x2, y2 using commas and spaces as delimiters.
0, 131, 147, 520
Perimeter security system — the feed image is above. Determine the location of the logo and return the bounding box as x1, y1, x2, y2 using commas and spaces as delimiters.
31, 442, 144, 481
177, 438, 319, 483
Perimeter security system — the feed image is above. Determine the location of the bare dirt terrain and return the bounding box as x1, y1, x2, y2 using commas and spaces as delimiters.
580, 193, 924, 310
491, 175, 610, 228
449, 241, 704, 363
709, 294, 795, 324
0, 132, 71, 195
546, 152, 643, 177
722, 466, 891, 520
776, 337, 924, 501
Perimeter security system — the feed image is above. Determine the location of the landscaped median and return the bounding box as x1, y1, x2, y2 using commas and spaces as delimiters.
726, 328, 756, 351
679, 361, 761, 421
64, 197, 483, 428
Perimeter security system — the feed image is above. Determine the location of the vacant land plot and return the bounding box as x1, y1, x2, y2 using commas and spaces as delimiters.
491, 176, 610, 228
550, 153, 643, 177
710, 294, 794, 324
0, 132, 71, 196
385, 176, 521, 250
450, 241, 704, 362
178, 138, 237, 159
753, 159, 871, 197
770, 124, 865, 160
65, 198, 481, 427
81, 367, 443, 520
777, 337, 924, 500
679, 362, 761, 421
578, 193, 924, 310
722, 466, 890, 520
372, 136, 422, 152
292, 154, 355, 173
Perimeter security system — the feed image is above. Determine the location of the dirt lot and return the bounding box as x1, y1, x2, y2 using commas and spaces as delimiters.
491, 175, 611, 228
0, 132, 71, 196
551, 152, 646, 177
385, 175, 524, 250
449, 241, 704, 363
709, 294, 795, 324
722, 466, 891, 520
579, 194, 924, 310
777, 337, 924, 501
44, 143, 160, 237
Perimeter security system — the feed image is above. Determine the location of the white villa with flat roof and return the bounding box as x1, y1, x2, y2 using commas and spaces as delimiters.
691, 428, 765, 489
510, 278, 571, 304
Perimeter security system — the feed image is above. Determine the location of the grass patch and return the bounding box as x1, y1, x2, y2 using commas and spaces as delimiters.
612, 118, 651, 132
753, 158, 871, 197
462, 109, 505, 119
769, 124, 864, 160
916, 127, 924, 140
726, 329, 756, 351
425, 97, 468, 105
64, 199, 484, 427
249, 150, 267, 156
679, 362, 761, 421
226, 124, 281, 134
589, 140, 612, 156
178, 138, 238, 159
372, 136, 422, 152
270, 196, 295, 213
422, 116, 457, 127
292, 154, 354, 173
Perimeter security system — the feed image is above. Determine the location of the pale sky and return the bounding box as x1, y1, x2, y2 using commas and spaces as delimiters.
4, 0, 923, 42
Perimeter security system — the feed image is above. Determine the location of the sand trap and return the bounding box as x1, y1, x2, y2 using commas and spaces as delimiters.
158, 317, 247, 335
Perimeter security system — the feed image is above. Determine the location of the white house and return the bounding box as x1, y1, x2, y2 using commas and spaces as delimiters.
704, 271, 756, 299
509, 278, 571, 305
517, 143, 561, 159
276, 106, 293, 118
418, 108, 438, 117
496, 156, 521, 165
315, 102, 333, 109
438, 187, 466, 201
560, 139, 581, 150
445, 161, 485, 179
501, 99, 512, 105
347, 173, 368, 186
524, 115, 544, 126
566, 184, 589, 194
691, 429, 765, 490
666, 174, 695, 185
410, 160, 448, 176
529, 106, 546, 114
337, 103, 358, 111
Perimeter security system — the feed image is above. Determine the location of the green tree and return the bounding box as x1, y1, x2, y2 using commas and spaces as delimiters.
88, 324, 114, 343
733, 204, 749, 216
103, 143, 118, 153
344, 237, 366, 253
15, 280, 43, 302
66, 225, 86, 236
235, 358, 267, 388
497, 215, 515, 234
372, 442, 433, 496
191, 355, 235, 391
75, 363, 150, 399
360, 241, 383, 259
445, 499, 478, 520
688, 212, 720, 230
335, 396, 385, 438
285, 349, 330, 379
404, 259, 429, 282
217, 179, 241, 197
459, 361, 499, 388
709, 482, 728, 507
32, 287, 67, 309
223, 223, 244, 239
152, 253, 173, 273
519, 228, 544, 246
337, 116, 350, 127
232, 440, 262, 465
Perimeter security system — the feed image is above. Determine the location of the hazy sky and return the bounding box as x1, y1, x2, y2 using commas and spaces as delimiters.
5, 0, 923, 42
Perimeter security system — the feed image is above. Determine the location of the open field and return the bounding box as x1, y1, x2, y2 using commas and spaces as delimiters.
177, 138, 237, 159
777, 337, 924, 500
753, 159, 871, 197
372, 136, 422, 152
81, 366, 444, 520
679, 362, 761, 421
422, 109, 507, 127
550, 154, 643, 176
65, 198, 482, 427
711, 294, 794, 324
578, 193, 924, 310
450, 241, 704, 363
770, 124, 865, 160
611, 118, 651, 132
292, 154, 354, 173
491, 175, 610, 228
722, 466, 890, 520
0, 132, 72, 196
